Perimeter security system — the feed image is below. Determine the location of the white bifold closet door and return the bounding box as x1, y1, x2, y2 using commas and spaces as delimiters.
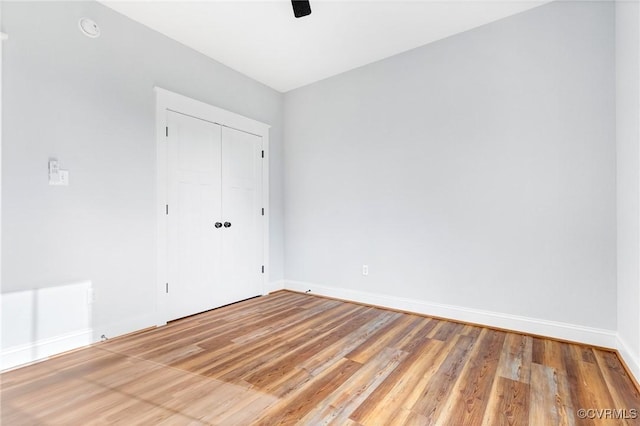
220, 126, 263, 307
167, 111, 263, 321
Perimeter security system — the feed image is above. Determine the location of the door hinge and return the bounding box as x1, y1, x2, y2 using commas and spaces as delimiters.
166, 127, 168, 137
166, 204, 169, 215
262, 208, 264, 216
261, 265, 265, 274
261, 150, 264, 158
166, 283, 169, 293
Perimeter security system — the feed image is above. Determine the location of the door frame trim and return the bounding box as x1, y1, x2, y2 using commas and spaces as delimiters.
154, 87, 271, 326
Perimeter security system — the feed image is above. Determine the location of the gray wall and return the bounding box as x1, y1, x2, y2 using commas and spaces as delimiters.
1, 1, 284, 340
616, 0, 640, 377
2, 0, 626, 363
284, 1, 617, 329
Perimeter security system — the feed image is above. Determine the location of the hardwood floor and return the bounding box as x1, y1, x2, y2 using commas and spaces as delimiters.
2, 291, 639, 425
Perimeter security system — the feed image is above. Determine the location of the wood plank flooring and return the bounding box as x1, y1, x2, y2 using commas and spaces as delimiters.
2, 291, 639, 425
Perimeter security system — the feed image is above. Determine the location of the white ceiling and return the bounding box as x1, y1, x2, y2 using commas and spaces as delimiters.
100, 0, 547, 92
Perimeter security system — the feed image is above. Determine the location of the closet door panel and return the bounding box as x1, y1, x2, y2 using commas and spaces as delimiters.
221, 126, 263, 305
167, 111, 223, 321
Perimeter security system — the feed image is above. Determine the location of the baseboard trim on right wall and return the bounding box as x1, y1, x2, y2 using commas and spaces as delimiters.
283, 281, 640, 385
284, 280, 618, 348
616, 335, 640, 388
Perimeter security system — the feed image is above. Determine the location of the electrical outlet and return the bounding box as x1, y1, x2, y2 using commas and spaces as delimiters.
362, 265, 369, 276
87, 288, 95, 304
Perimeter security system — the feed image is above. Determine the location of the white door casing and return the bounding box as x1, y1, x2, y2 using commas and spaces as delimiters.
155, 88, 270, 326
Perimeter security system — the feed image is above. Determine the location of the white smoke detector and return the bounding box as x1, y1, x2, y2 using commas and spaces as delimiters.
78, 18, 100, 38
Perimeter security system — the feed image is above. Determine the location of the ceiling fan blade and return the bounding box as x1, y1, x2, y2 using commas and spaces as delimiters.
292, 0, 311, 18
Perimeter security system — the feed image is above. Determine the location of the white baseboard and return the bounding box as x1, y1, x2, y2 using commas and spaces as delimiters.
617, 334, 640, 383
1, 328, 93, 371
1, 312, 157, 372
266, 279, 286, 294
100, 313, 157, 342
284, 280, 618, 349
3, 281, 632, 384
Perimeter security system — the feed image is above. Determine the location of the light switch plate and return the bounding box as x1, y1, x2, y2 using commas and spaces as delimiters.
49, 168, 69, 186
58, 170, 69, 186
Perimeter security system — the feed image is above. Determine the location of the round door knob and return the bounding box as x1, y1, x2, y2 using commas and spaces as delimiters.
214, 222, 223, 228
224, 222, 231, 228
